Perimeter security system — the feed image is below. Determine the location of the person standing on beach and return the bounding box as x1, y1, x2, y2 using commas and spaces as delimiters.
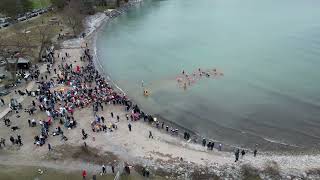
149, 131, 153, 139
101, 116, 105, 124
254, 144, 258, 157
82, 170, 87, 179
202, 138, 206, 147
17, 135, 22, 146
102, 164, 106, 174
241, 149, 246, 157
254, 149, 257, 157
111, 112, 114, 118
128, 123, 132, 132
112, 165, 115, 173
9, 136, 14, 145
0, 99, 4, 106
48, 143, 52, 151
235, 149, 240, 162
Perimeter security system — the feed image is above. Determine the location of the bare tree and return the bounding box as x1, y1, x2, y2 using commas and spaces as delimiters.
63, 0, 84, 36
37, 25, 54, 62
0, 31, 32, 81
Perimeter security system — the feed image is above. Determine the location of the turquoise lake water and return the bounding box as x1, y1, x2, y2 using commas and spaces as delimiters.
97, 0, 320, 151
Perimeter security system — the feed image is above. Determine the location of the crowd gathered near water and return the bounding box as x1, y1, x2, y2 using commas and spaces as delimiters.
176, 68, 224, 90
0, 44, 259, 177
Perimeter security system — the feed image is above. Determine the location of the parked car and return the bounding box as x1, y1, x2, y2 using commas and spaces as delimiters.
0, 90, 10, 96
1, 22, 10, 27
0, 74, 6, 79
17, 16, 27, 21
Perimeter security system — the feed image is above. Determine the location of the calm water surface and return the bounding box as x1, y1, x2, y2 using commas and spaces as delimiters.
97, 0, 320, 151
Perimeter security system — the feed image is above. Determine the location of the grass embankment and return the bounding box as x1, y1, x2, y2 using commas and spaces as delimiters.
0, 11, 67, 61
31, 0, 52, 9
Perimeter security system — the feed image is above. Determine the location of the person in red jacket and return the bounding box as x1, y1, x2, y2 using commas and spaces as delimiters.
82, 170, 87, 179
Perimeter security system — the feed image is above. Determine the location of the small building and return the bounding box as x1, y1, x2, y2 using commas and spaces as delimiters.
7, 57, 31, 70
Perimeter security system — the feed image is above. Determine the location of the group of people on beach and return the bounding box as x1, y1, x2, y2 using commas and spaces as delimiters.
0, 36, 259, 179
234, 145, 258, 162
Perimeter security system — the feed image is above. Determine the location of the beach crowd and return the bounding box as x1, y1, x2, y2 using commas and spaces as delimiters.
0, 42, 259, 177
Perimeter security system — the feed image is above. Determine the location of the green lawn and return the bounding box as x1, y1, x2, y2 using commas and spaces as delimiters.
31, 0, 51, 9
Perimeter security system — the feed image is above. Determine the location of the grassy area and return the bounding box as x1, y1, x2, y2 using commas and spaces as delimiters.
31, 0, 52, 9
0, 12, 65, 63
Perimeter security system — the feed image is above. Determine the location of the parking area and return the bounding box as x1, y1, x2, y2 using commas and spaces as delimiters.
0, 7, 52, 30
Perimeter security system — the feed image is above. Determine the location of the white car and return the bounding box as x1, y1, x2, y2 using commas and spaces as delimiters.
17, 16, 27, 21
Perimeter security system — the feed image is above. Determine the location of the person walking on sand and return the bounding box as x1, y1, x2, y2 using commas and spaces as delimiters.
48, 143, 52, 151
0, 99, 4, 106
128, 123, 132, 132
111, 112, 114, 118
112, 165, 115, 173
82, 170, 87, 179
149, 131, 153, 139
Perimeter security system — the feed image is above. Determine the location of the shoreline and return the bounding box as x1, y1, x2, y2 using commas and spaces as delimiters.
88, 0, 318, 155
81, 1, 320, 177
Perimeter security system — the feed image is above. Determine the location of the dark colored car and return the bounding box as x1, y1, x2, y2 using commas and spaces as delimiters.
0, 90, 10, 96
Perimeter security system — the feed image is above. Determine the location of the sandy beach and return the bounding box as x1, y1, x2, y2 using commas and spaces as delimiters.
1, 1, 320, 180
